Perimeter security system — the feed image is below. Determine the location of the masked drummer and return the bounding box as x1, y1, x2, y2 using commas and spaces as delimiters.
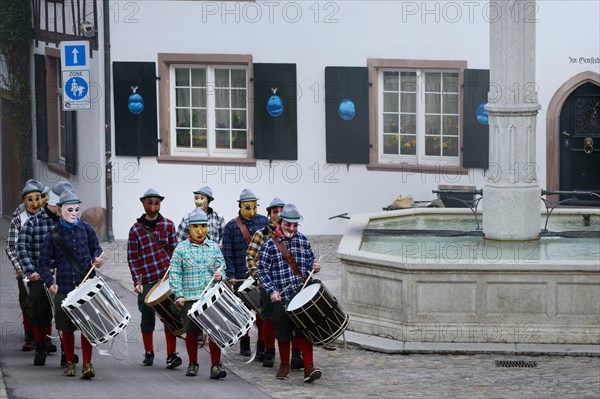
37, 190, 104, 379
170, 208, 227, 379
223, 188, 268, 357
127, 188, 180, 369
5, 180, 47, 352
17, 181, 73, 367
176, 186, 225, 246
246, 197, 304, 369
256, 204, 322, 383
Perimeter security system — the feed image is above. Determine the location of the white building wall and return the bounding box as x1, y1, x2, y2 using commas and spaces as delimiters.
49, 0, 598, 239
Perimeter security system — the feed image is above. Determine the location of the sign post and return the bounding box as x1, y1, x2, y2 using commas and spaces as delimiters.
60, 41, 91, 110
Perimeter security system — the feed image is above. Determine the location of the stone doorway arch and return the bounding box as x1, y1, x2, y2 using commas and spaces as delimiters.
545, 71, 600, 203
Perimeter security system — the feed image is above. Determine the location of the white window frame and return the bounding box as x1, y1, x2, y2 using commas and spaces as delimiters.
378, 68, 460, 166
169, 64, 249, 159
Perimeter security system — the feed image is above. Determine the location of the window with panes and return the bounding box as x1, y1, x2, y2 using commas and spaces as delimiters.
379, 69, 460, 163
171, 65, 248, 157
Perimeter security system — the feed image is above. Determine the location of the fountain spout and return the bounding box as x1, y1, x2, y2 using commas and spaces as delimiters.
541, 189, 600, 231
432, 189, 483, 230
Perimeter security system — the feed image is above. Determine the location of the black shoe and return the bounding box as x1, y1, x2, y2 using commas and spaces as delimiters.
61, 352, 79, 367
46, 338, 57, 354
34, 343, 47, 366
255, 341, 265, 362
210, 362, 227, 380
239, 336, 251, 357
186, 362, 199, 377
143, 351, 154, 366
291, 349, 304, 370
166, 352, 182, 369
262, 349, 275, 367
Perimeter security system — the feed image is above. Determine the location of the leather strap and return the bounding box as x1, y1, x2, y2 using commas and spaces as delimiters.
273, 238, 305, 282
234, 216, 252, 244
136, 223, 168, 253
52, 229, 86, 276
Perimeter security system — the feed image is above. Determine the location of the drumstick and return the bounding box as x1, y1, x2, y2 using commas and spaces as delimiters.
299, 255, 322, 291
198, 264, 224, 299
53, 269, 57, 286
81, 251, 105, 284
300, 269, 316, 291
279, 284, 292, 295
159, 265, 171, 284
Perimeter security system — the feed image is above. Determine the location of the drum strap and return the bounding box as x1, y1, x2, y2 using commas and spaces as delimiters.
273, 238, 305, 282
51, 230, 86, 276
135, 223, 169, 255
234, 216, 252, 245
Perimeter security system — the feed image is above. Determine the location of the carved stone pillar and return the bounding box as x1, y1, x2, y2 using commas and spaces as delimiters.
483, 0, 541, 240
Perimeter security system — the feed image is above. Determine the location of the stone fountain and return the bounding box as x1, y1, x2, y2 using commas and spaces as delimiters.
338, 1, 600, 352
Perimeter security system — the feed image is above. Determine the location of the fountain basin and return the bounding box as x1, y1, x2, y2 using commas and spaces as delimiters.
339, 208, 600, 347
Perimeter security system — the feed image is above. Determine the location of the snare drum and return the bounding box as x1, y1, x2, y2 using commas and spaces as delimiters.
145, 278, 185, 336
237, 278, 262, 316
61, 277, 131, 346
188, 282, 256, 349
286, 282, 349, 346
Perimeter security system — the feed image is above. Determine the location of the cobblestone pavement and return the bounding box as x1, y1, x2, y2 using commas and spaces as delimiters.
95, 239, 600, 399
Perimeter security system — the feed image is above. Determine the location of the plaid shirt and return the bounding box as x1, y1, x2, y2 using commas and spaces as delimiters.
257, 231, 316, 301
245, 223, 276, 278
127, 215, 177, 286
169, 239, 225, 301
176, 207, 225, 243
17, 207, 60, 275
223, 213, 268, 280
5, 206, 35, 272
38, 220, 103, 294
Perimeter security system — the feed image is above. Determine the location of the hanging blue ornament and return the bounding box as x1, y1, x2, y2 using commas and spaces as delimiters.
339, 99, 356, 121
267, 87, 283, 117
128, 86, 144, 114
476, 102, 488, 125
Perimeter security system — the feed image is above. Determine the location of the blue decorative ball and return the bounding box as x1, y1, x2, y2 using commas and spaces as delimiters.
476, 102, 489, 125
339, 99, 356, 121
128, 93, 144, 114
267, 95, 283, 117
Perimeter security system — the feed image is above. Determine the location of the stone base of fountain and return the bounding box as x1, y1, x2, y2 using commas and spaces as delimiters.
339, 208, 600, 349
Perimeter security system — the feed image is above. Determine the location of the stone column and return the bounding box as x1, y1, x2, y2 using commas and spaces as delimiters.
483, 0, 541, 241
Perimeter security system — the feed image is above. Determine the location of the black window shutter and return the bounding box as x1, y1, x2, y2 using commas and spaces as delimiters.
252, 63, 297, 160
65, 111, 77, 175
462, 69, 490, 169
34, 54, 48, 162
113, 62, 158, 156
325, 67, 370, 164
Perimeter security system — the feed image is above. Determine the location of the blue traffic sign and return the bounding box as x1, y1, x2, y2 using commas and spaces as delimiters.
65, 76, 88, 100
62, 70, 91, 110
64, 45, 87, 67
61, 41, 89, 70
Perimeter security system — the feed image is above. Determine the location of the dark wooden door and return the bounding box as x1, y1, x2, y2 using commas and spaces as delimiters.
559, 82, 600, 205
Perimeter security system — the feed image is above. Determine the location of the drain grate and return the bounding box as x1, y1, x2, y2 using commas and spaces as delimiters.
495, 360, 538, 368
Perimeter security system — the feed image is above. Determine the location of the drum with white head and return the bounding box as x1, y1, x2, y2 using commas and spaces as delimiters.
286, 282, 349, 346
145, 278, 185, 336
188, 282, 256, 349
61, 277, 131, 345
